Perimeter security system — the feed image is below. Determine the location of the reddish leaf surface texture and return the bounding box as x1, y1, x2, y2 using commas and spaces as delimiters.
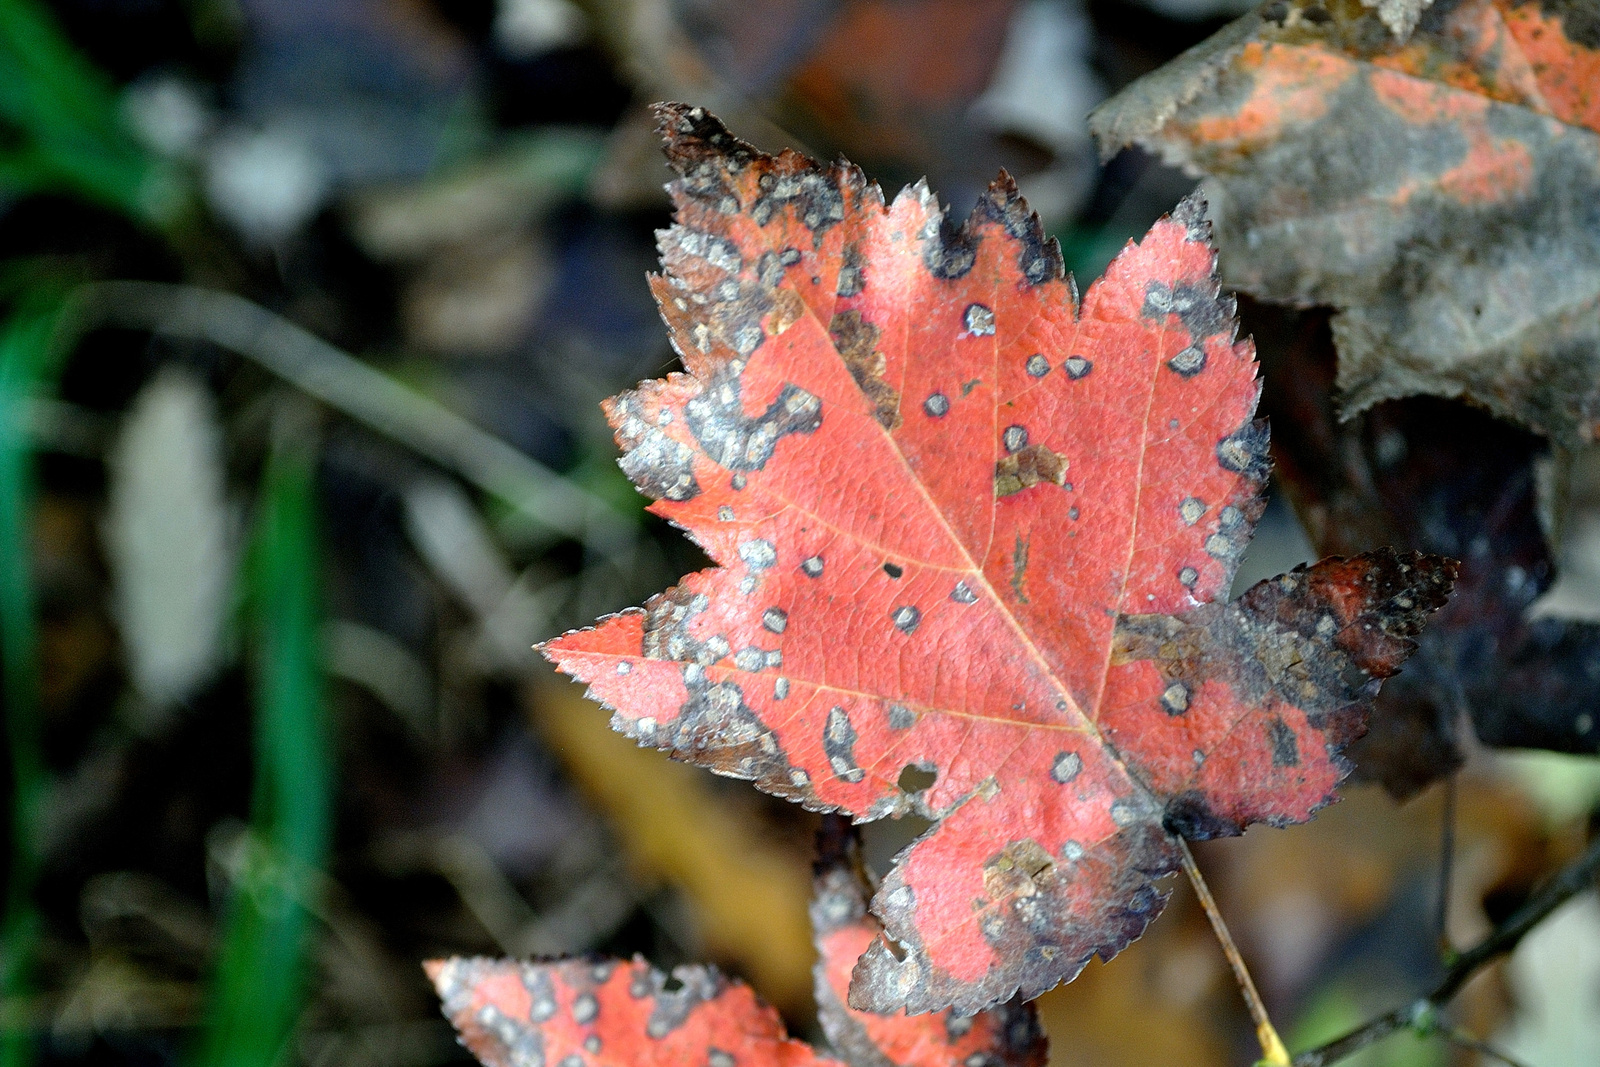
810, 819, 1046, 1067
428, 957, 831, 1067
427, 823, 1045, 1067
544, 103, 1457, 1014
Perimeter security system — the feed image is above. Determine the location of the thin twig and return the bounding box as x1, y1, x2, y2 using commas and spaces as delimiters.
1293, 832, 1600, 1066
1178, 840, 1290, 1067
1435, 772, 1457, 955
64, 282, 636, 555
1439, 1026, 1532, 1067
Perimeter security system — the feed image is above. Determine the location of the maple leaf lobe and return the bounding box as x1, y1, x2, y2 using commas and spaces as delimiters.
811, 818, 1048, 1067
544, 104, 1457, 1016
428, 956, 838, 1067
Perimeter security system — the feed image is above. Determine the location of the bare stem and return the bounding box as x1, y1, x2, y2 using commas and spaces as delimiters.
1178, 840, 1290, 1067
1293, 832, 1600, 1067
1439, 1027, 1532, 1067
1434, 773, 1457, 955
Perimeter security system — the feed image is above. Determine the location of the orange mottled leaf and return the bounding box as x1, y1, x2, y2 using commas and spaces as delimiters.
1091, 0, 1600, 447
427, 957, 837, 1067
543, 103, 1455, 1014
427, 822, 1048, 1067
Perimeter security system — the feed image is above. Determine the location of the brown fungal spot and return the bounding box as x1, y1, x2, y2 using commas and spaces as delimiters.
995, 445, 1069, 497
527, 969, 559, 1020
752, 169, 845, 237
1003, 425, 1028, 453
686, 371, 821, 472
767, 287, 806, 335
1166, 345, 1207, 377
643, 588, 725, 664
611, 393, 700, 502
1216, 419, 1271, 481
825, 706, 865, 782
973, 173, 1064, 284
830, 309, 901, 430
739, 538, 776, 571
1267, 716, 1299, 767
921, 209, 980, 279
1050, 751, 1082, 784
1063, 356, 1092, 379
1026, 354, 1050, 377
1205, 533, 1237, 559
644, 966, 724, 1038
964, 303, 996, 336
891, 605, 922, 634
733, 647, 768, 672
801, 554, 824, 577
1141, 279, 1231, 342
924, 392, 950, 417
762, 607, 788, 633
837, 242, 865, 296
982, 839, 1057, 904
1109, 797, 1141, 827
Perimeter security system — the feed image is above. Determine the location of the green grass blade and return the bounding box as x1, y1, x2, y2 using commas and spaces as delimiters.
194, 420, 331, 1067
0, 292, 69, 1067
0, 0, 184, 225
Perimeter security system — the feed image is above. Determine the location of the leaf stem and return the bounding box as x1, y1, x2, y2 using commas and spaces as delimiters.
1178, 839, 1290, 1067
1293, 831, 1600, 1066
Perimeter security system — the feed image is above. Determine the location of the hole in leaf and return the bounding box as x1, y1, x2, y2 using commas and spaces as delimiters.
661, 974, 685, 993
882, 562, 904, 578
860, 812, 935, 876
897, 764, 936, 793
881, 934, 908, 961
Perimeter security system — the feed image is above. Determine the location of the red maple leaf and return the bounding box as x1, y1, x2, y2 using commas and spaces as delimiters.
428, 957, 833, 1067
543, 103, 1456, 1014
427, 821, 1045, 1067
